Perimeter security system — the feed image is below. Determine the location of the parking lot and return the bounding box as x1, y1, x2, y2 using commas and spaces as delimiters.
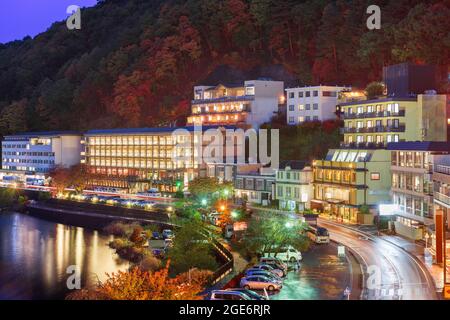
263, 242, 352, 300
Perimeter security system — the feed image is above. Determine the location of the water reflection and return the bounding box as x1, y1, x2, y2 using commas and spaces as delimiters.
0, 213, 128, 300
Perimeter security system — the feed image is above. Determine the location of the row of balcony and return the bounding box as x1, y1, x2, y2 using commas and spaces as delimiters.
191, 95, 254, 105
340, 125, 405, 134
341, 110, 405, 119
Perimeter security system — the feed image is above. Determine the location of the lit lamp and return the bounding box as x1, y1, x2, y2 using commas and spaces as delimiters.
425, 232, 430, 248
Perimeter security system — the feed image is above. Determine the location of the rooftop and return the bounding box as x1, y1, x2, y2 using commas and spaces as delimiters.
4, 131, 81, 138
279, 160, 307, 170
85, 125, 236, 136
386, 141, 450, 152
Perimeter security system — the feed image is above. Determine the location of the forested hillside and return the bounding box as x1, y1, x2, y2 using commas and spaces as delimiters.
0, 0, 448, 135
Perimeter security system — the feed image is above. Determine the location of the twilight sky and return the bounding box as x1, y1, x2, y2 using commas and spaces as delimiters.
0, 0, 98, 44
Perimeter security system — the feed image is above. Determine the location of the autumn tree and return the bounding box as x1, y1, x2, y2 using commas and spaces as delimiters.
66, 263, 211, 300
365, 82, 385, 100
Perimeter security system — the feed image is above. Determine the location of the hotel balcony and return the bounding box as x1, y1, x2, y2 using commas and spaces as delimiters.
187, 112, 248, 125
434, 191, 450, 208
191, 95, 255, 105
340, 125, 405, 134
341, 110, 405, 119
339, 142, 386, 149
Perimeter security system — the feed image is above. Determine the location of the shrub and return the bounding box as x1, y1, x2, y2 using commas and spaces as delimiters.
104, 221, 129, 237
138, 253, 162, 272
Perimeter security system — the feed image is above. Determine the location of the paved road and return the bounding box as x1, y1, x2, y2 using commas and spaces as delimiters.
318, 218, 437, 300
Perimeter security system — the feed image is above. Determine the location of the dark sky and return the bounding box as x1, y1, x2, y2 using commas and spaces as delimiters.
0, 0, 98, 44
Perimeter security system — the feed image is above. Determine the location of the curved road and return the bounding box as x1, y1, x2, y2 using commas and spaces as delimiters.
318, 218, 437, 300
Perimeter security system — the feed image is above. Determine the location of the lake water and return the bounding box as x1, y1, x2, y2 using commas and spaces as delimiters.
0, 212, 129, 300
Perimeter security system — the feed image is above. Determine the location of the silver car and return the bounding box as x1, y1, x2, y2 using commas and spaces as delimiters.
240, 275, 282, 291
208, 290, 252, 300
247, 264, 285, 278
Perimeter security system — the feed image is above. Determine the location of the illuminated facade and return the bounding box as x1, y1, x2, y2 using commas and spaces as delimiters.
312, 149, 391, 223
187, 80, 284, 128
1, 131, 82, 186
388, 142, 450, 240
339, 94, 447, 148
275, 161, 313, 212
82, 126, 237, 193
286, 85, 348, 125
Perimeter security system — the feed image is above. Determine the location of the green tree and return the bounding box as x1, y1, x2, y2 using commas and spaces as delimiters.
365, 81, 385, 100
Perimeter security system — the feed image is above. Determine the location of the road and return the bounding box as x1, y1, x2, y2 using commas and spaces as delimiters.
318, 218, 437, 300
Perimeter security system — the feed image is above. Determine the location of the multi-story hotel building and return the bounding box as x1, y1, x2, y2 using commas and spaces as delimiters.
286, 85, 348, 125
0, 131, 83, 186
387, 142, 450, 240
82, 125, 238, 193
312, 149, 391, 223
275, 161, 313, 212
312, 92, 447, 223
340, 94, 447, 148
187, 79, 284, 128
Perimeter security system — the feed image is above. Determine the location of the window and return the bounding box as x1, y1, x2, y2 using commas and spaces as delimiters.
305, 91, 311, 97
323, 91, 337, 97
245, 86, 255, 95
313, 116, 319, 121
289, 92, 294, 98
288, 116, 295, 124
299, 91, 303, 98
305, 116, 310, 121
298, 116, 304, 123
313, 90, 318, 97
298, 104, 305, 111
289, 105, 295, 111
371, 172, 380, 180
305, 104, 311, 110
357, 106, 364, 114
313, 103, 318, 110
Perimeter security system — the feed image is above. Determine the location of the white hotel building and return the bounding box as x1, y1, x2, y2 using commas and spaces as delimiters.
286, 85, 349, 125
187, 79, 284, 128
1, 131, 83, 186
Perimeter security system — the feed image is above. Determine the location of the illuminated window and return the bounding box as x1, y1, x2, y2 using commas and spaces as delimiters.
371, 172, 380, 180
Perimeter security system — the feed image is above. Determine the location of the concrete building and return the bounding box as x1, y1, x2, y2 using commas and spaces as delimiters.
387, 142, 450, 240
82, 125, 238, 193
313, 90, 447, 223
312, 149, 391, 223
187, 79, 284, 128
1, 131, 83, 186
285, 85, 348, 125
234, 166, 275, 205
275, 161, 313, 212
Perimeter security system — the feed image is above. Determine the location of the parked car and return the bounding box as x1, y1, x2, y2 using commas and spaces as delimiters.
151, 231, 161, 240
225, 288, 268, 300
162, 229, 174, 239
164, 238, 173, 250
208, 290, 252, 300
240, 275, 282, 291
224, 224, 233, 239
245, 270, 283, 282
152, 248, 165, 259
247, 264, 285, 278
259, 257, 288, 272
262, 245, 302, 263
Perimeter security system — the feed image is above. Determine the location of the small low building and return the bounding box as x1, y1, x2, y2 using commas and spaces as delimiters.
234, 166, 275, 205
275, 161, 313, 212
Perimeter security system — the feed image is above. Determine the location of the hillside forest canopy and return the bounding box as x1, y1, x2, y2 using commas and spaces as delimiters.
0, 0, 448, 137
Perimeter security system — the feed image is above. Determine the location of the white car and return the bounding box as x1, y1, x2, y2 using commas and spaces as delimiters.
262, 245, 302, 263
247, 264, 285, 278
208, 290, 252, 300
240, 275, 282, 291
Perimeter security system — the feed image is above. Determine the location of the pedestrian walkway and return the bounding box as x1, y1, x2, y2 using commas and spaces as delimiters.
319, 215, 444, 294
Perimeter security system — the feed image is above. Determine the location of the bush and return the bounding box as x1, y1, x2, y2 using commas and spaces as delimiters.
138, 253, 162, 272
104, 222, 129, 237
